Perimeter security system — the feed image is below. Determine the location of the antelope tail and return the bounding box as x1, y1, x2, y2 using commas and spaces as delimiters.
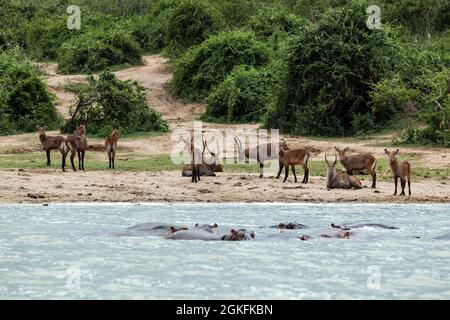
372, 159, 377, 171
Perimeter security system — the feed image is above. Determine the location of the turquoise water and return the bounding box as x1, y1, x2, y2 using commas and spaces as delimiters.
0, 203, 449, 299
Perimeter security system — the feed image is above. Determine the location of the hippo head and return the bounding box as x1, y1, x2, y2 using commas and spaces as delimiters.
195, 223, 218, 229
221, 229, 255, 241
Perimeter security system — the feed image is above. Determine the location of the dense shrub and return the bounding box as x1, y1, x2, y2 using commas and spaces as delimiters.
164, 0, 224, 56
170, 30, 270, 101
62, 71, 168, 136
267, 1, 396, 136
204, 66, 280, 123
0, 49, 61, 134
57, 30, 142, 74
246, 8, 305, 39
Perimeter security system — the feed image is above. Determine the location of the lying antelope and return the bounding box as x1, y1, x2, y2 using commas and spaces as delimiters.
182, 139, 223, 177
277, 143, 310, 183
62, 124, 88, 172
105, 129, 119, 169
335, 147, 377, 188
37, 126, 65, 166
325, 155, 362, 189
384, 149, 411, 196
235, 136, 289, 178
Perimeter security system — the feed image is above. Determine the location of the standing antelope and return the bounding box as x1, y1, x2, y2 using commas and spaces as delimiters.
182, 139, 223, 177
277, 145, 310, 183
76, 125, 88, 171
37, 126, 65, 166
325, 155, 362, 189
335, 147, 377, 188
105, 129, 119, 169
384, 149, 411, 196
62, 124, 88, 172
183, 136, 205, 183
234, 137, 289, 178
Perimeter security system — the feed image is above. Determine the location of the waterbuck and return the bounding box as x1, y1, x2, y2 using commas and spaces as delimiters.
62, 124, 88, 172
384, 149, 411, 196
325, 155, 362, 189
276, 145, 310, 183
182, 136, 205, 183
37, 126, 65, 166
335, 147, 377, 188
182, 139, 223, 178
105, 129, 119, 169
234, 137, 289, 178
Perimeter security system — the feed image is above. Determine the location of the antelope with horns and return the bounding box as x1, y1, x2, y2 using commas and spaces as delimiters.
234, 136, 289, 178
37, 126, 66, 166
325, 155, 362, 189
276, 143, 310, 183
384, 149, 411, 196
182, 139, 223, 177
62, 124, 88, 172
105, 129, 119, 169
335, 147, 377, 188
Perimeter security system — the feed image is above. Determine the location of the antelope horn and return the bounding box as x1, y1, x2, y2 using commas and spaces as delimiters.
334, 154, 338, 165
325, 154, 329, 166
216, 138, 220, 156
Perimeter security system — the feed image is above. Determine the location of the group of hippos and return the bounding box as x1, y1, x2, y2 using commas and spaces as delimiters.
106, 221, 402, 241
181, 135, 412, 197
38, 126, 412, 196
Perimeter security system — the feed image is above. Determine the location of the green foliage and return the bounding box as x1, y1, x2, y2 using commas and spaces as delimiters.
382, 0, 450, 36
267, 1, 396, 136
170, 30, 270, 101
204, 66, 280, 123
62, 71, 168, 136
57, 30, 142, 74
246, 9, 305, 39
164, 0, 224, 57
0, 49, 61, 135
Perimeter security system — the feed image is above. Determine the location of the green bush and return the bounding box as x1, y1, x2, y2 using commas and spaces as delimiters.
57, 30, 142, 74
246, 8, 305, 39
62, 71, 168, 136
204, 66, 279, 123
164, 0, 224, 56
170, 30, 270, 101
267, 1, 396, 136
0, 49, 61, 134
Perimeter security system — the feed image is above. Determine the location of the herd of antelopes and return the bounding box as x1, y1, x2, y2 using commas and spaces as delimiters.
37, 126, 412, 196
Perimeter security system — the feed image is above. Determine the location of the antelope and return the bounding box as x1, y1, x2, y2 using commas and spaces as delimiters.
384, 149, 411, 196
276, 145, 310, 183
325, 154, 362, 189
75, 124, 88, 171
335, 147, 377, 188
105, 129, 119, 169
182, 136, 205, 183
182, 139, 223, 177
36, 126, 65, 166
62, 124, 88, 172
234, 136, 289, 178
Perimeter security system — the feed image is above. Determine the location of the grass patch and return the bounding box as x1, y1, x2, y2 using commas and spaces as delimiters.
0, 152, 448, 180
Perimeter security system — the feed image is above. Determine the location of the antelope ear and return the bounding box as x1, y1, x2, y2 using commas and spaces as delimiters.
334, 146, 339, 151
345, 147, 350, 151
384, 149, 388, 154
43, 126, 48, 130
396, 149, 400, 154
36, 125, 40, 130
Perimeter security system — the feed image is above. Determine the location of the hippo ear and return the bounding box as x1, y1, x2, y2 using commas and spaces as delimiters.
213, 223, 218, 228
250, 231, 255, 239
194, 223, 199, 228
231, 229, 237, 235
170, 226, 177, 233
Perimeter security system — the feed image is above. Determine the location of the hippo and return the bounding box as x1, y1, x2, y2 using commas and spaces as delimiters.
299, 227, 353, 241
165, 228, 255, 241
331, 223, 399, 230
434, 233, 450, 240
269, 223, 309, 230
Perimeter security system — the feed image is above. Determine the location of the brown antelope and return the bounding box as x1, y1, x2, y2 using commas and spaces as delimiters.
234, 137, 289, 178
182, 139, 223, 177
325, 155, 362, 189
76, 125, 88, 171
384, 149, 411, 196
182, 136, 205, 183
62, 124, 88, 172
335, 147, 377, 188
105, 129, 119, 169
37, 126, 65, 166
276, 145, 310, 183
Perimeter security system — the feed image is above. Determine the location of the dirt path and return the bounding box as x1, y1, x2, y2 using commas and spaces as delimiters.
1, 55, 448, 203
